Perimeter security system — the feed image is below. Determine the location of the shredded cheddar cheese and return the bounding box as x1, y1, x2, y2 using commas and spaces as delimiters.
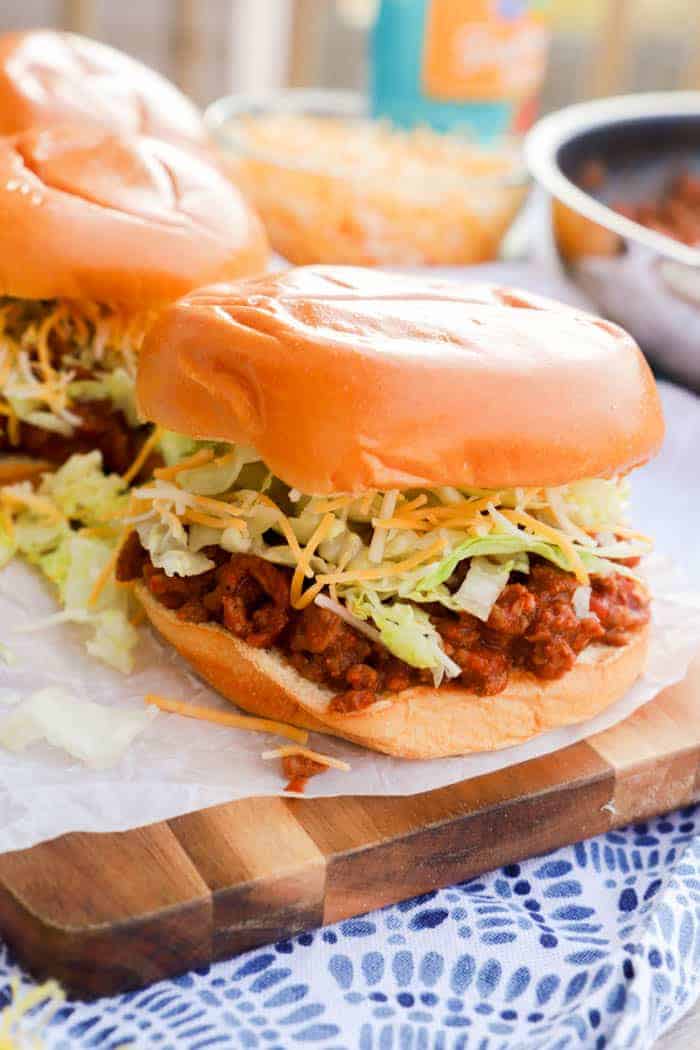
375, 495, 496, 533
261, 744, 351, 772
290, 512, 336, 608
612, 525, 653, 542
145, 694, 309, 744
36, 307, 60, 385
309, 493, 361, 515
121, 426, 163, 485
183, 510, 245, 530
153, 448, 215, 480
500, 508, 589, 584
79, 524, 121, 539
256, 492, 304, 563
129, 438, 647, 691
0, 507, 14, 539
397, 493, 428, 514
318, 537, 446, 587
0, 296, 151, 446
88, 529, 128, 607
226, 114, 526, 266
368, 489, 397, 564
0, 488, 65, 523
0, 353, 11, 389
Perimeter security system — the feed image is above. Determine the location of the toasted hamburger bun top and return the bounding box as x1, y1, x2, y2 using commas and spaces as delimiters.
0, 30, 207, 148
0, 124, 268, 307
137, 265, 664, 493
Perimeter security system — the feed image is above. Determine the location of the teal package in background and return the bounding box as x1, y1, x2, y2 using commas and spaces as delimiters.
370, 0, 550, 143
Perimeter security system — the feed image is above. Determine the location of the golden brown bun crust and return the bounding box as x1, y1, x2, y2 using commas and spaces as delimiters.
136, 581, 649, 759
0, 125, 268, 307
0, 31, 208, 149
137, 266, 664, 492
0, 456, 51, 484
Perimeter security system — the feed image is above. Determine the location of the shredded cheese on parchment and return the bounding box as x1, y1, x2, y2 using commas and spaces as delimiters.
261, 744, 351, 772
145, 694, 309, 745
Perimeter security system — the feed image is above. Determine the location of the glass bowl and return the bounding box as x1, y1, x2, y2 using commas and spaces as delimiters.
206, 89, 530, 267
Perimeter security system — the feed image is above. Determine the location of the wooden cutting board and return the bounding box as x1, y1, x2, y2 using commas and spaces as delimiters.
0, 657, 698, 1000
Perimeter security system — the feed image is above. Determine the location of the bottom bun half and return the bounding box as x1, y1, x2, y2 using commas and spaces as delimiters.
136, 582, 650, 759
0, 456, 52, 485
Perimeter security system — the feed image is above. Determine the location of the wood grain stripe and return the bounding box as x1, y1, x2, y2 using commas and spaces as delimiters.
590, 656, 700, 822
291, 741, 615, 924
0, 823, 211, 996
170, 798, 325, 960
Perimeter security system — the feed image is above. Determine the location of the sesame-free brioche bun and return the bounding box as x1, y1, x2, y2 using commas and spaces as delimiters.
136, 266, 664, 493
0, 124, 268, 306
136, 582, 649, 759
0, 30, 208, 149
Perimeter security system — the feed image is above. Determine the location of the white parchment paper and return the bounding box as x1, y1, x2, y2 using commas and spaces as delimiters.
1, 348, 699, 852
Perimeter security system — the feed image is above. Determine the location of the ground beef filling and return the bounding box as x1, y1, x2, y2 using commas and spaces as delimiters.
0, 401, 151, 476
118, 536, 650, 713
282, 755, 327, 794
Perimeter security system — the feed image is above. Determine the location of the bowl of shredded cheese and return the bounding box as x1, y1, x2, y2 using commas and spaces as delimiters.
206, 90, 529, 266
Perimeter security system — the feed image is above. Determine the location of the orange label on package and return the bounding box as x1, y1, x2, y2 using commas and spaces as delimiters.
422, 0, 549, 102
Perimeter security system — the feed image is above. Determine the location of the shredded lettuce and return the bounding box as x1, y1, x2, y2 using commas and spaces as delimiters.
0, 297, 146, 437
411, 535, 544, 593
573, 585, 592, 620
220, 526, 254, 554
177, 445, 259, 496
136, 518, 215, 577
453, 557, 515, 621
410, 534, 636, 598
27, 533, 72, 593
61, 534, 138, 673
85, 610, 139, 675
158, 550, 215, 577
2, 455, 138, 673
62, 535, 115, 609
0, 526, 17, 570
9, 534, 139, 674
187, 524, 226, 552
158, 431, 201, 467
128, 436, 649, 670
40, 451, 128, 526
562, 478, 630, 530
0, 641, 16, 666
377, 605, 457, 681
348, 590, 460, 682
0, 687, 157, 768
69, 367, 140, 427
11, 519, 65, 554
1, 505, 71, 592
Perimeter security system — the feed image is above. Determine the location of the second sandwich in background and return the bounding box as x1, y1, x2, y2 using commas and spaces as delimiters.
119, 266, 663, 760
0, 123, 267, 484
0, 29, 209, 152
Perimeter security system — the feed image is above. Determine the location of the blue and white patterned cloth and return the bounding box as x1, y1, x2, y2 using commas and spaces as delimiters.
5, 804, 697, 1049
